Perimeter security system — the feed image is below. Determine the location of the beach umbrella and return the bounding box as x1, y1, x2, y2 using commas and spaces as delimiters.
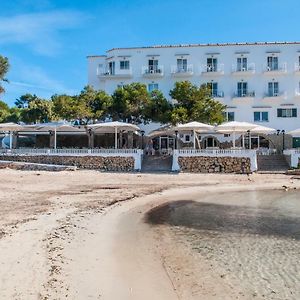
87, 122, 140, 149
174, 121, 215, 149
251, 125, 276, 134
287, 128, 300, 136
216, 121, 257, 148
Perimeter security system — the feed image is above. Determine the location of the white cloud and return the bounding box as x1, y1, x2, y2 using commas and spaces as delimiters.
0, 10, 88, 55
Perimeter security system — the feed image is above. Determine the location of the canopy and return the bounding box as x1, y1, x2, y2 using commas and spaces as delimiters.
216, 121, 258, 133
0, 123, 23, 132
287, 128, 300, 136
251, 125, 276, 134
174, 121, 214, 132
87, 121, 140, 149
148, 125, 174, 138
87, 121, 140, 133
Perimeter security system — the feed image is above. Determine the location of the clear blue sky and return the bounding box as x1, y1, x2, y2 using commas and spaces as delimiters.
1, 0, 300, 106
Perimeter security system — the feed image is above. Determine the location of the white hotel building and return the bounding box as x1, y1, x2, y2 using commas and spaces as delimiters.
87, 42, 300, 133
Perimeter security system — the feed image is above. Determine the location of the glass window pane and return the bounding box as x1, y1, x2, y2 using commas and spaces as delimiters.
254, 112, 261, 121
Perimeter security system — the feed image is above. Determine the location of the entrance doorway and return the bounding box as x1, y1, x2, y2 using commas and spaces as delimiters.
152, 136, 174, 155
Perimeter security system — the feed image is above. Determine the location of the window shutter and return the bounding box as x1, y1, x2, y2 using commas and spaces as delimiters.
277, 109, 282, 117
292, 109, 297, 117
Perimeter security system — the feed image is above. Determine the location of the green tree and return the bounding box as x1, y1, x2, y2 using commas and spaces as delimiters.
15, 93, 38, 108
0, 56, 9, 94
169, 81, 226, 124
51, 94, 75, 120
21, 98, 53, 124
111, 83, 150, 124
0, 100, 10, 122
89, 90, 112, 121
144, 90, 172, 124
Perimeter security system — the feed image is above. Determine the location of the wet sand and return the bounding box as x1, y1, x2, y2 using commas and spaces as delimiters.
0, 169, 300, 299
147, 190, 300, 299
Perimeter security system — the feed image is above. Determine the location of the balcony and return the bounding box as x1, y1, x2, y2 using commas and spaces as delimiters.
97, 68, 133, 79
263, 63, 287, 75
171, 64, 193, 77
263, 91, 287, 102
142, 66, 164, 78
201, 64, 224, 76
232, 91, 255, 103
294, 89, 300, 98
231, 63, 255, 75
212, 91, 224, 98
294, 63, 300, 75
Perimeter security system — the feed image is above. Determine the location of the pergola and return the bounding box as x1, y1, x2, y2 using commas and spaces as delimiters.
87, 121, 140, 149
0, 123, 24, 149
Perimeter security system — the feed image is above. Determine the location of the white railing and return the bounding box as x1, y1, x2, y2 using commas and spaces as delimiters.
231, 63, 255, 73
256, 149, 277, 156
142, 65, 164, 75
263, 63, 287, 73
0, 148, 141, 155
97, 67, 132, 77
294, 63, 300, 72
295, 89, 300, 97
212, 91, 224, 98
264, 91, 287, 98
171, 64, 193, 74
201, 64, 224, 74
284, 149, 300, 168
172, 149, 257, 172
233, 91, 255, 98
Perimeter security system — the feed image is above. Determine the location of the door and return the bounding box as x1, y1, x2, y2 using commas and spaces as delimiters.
108, 61, 115, 75
267, 56, 278, 70
207, 58, 217, 72
148, 59, 158, 73
237, 82, 248, 97
237, 57, 247, 71
177, 59, 187, 72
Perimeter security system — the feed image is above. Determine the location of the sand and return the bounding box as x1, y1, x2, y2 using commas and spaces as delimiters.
0, 169, 299, 299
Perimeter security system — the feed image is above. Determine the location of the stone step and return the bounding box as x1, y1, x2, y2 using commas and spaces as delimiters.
141, 155, 173, 172
257, 155, 289, 171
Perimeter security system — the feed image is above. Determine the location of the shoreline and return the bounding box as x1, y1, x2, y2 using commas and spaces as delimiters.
0, 170, 299, 299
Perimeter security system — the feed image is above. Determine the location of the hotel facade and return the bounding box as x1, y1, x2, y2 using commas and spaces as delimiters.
87, 42, 300, 132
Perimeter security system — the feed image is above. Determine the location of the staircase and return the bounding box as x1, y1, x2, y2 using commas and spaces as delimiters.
141, 155, 173, 173
257, 154, 289, 173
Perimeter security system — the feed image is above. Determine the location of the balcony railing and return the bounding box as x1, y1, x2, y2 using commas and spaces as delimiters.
142, 65, 164, 76
294, 63, 300, 73
212, 91, 224, 98
264, 91, 287, 98
295, 89, 300, 97
201, 64, 224, 74
263, 63, 287, 73
231, 63, 255, 73
171, 64, 193, 75
233, 91, 255, 98
97, 67, 132, 78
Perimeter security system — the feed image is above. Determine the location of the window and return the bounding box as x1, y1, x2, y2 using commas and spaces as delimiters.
267, 56, 278, 70
224, 111, 235, 121
207, 58, 217, 72
254, 111, 269, 122
268, 82, 279, 96
177, 59, 187, 72
108, 61, 115, 75
148, 83, 159, 92
237, 82, 248, 97
237, 57, 247, 71
207, 82, 218, 97
184, 134, 191, 142
120, 60, 130, 70
148, 59, 159, 72
277, 108, 297, 118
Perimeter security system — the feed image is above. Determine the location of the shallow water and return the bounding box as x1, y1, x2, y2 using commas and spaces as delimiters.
147, 190, 300, 299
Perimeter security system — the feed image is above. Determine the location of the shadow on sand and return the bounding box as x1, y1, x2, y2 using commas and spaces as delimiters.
146, 200, 300, 240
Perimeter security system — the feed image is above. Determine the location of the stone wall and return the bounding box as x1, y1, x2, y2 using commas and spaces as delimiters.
0, 155, 135, 172
178, 156, 251, 173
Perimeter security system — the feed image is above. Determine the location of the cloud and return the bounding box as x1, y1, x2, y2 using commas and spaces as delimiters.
0, 10, 88, 55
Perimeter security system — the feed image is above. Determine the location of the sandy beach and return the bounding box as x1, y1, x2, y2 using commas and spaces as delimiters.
0, 169, 300, 299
